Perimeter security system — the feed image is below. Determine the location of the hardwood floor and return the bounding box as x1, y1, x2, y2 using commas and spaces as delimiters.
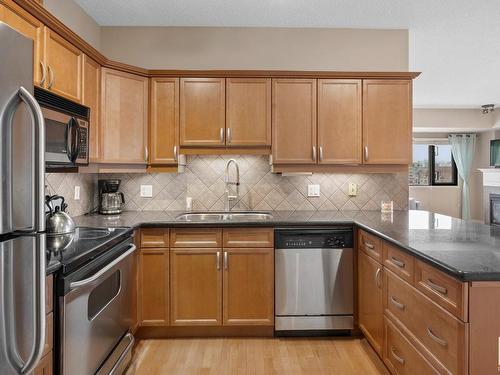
126, 337, 389, 375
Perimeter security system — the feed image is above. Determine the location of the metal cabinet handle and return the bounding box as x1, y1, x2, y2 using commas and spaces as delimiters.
312, 146, 317, 161
364, 242, 374, 250
426, 279, 448, 295
390, 346, 405, 365
224, 251, 228, 270
220, 128, 224, 143
427, 328, 447, 347
227, 128, 231, 143
47, 65, 54, 89
390, 296, 405, 310
39, 61, 47, 86
144, 146, 149, 162
375, 268, 382, 288
364, 146, 369, 161
390, 257, 405, 268
70, 244, 136, 290
173, 145, 178, 162
319, 146, 324, 161
216, 251, 221, 271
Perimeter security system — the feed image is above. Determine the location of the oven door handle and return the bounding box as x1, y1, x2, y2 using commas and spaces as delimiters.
69, 244, 136, 290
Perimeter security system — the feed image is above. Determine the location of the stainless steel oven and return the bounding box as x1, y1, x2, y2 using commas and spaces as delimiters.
34, 87, 89, 166
58, 239, 136, 375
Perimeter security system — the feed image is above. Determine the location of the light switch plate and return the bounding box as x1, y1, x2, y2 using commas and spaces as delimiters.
74, 186, 80, 200
140, 185, 153, 197
307, 184, 320, 197
348, 183, 357, 196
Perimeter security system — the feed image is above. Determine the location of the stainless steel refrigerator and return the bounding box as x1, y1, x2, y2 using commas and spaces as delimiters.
0, 23, 47, 375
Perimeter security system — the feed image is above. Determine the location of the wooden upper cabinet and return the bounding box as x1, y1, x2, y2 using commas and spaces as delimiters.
100, 68, 149, 164
82, 56, 101, 162
272, 79, 317, 164
318, 79, 362, 164
226, 78, 271, 146
358, 250, 384, 355
43, 27, 83, 103
180, 78, 225, 146
150, 78, 179, 165
362, 80, 412, 164
0, 0, 44, 86
223, 248, 274, 326
170, 248, 222, 326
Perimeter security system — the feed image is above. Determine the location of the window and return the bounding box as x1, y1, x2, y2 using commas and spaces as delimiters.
409, 143, 457, 186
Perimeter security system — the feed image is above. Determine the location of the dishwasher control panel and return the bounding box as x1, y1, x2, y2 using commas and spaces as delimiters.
275, 228, 353, 249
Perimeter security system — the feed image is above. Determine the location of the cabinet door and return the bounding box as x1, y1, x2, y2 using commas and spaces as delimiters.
82, 55, 101, 162
170, 248, 222, 326
43, 27, 83, 103
358, 250, 384, 355
180, 78, 225, 146
318, 79, 362, 164
33, 351, 53, 375
272, 79, 317, 164
226, 78, 271, 146
150, 78, 179, 164
223, 248, 274, 326
362, 80, 412, 164
139, 249, 169, 326
100, 68, 149, 163
0, 0, 44, 86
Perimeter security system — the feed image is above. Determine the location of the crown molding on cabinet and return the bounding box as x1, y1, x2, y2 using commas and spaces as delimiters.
12, 0, 421, 80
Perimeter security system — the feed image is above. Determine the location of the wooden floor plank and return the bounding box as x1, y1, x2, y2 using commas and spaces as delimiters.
126, 337, 390, 375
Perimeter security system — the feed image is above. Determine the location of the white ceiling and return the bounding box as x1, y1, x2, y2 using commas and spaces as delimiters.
74, 0, 500, 108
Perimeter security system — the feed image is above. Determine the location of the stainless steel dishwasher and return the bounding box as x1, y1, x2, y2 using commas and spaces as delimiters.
275, 228, 354, 333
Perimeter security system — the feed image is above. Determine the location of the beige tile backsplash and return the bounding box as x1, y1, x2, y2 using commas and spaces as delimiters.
45, 155, 408, 216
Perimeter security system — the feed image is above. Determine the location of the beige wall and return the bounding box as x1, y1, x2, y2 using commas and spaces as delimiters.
43, 0, 101, 50
413, 108, 492, 133
409, 186, 461, 218
100, 27, 408, 70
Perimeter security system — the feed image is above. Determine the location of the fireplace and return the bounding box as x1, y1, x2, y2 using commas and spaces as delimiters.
490, 194, 500, 226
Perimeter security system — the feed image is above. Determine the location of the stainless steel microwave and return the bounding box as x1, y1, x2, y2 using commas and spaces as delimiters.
35, 87, 89, 167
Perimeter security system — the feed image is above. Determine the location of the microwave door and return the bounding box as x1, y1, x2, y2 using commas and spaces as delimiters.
45, 112, 73, 164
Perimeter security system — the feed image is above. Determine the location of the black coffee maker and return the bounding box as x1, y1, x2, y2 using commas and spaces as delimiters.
98, 179, 125, 214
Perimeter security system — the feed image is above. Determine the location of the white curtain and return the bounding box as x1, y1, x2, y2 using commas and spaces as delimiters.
448, 134, 476, 220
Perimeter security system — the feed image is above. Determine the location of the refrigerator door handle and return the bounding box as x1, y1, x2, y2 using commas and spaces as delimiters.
18, 87, 45, 233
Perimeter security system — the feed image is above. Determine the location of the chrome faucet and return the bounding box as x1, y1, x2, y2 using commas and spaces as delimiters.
224, 159, 240, 211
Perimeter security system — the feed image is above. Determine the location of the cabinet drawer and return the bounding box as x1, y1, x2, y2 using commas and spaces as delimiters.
384, 317, 439, 375
170, 228, 222, 248
42, 312, 53, 357
223, 228, 274, 248
45, 275, 53, 314
386, 270, 467, 375
414, 260, 468, 321
383, 242, 414, 284
141, 228, 169, 248
358, 229, 382, 262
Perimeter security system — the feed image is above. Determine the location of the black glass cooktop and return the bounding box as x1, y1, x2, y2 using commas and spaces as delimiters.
46, 226, 133, 275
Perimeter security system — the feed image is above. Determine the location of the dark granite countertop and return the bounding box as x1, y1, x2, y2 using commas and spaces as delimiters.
71, 210, 500, 282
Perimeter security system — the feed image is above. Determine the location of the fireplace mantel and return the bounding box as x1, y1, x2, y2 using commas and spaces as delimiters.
479, 168, 500, 187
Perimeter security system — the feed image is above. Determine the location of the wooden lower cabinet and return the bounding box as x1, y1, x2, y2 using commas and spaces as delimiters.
384, 318, 439, 375
223, 248, 274, 326
139, 249, 169, 326
34, 351, 53, 375
170, 248, 222, 326
358, 250, 384, 355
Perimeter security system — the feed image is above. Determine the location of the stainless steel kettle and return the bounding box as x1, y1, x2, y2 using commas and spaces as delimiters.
45, 195, 75, 235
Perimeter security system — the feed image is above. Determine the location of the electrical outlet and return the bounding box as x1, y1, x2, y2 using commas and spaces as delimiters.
74, 186, 80, 200
140, 185, 153, 197
307, 184, 320, 197
348, 183, 357, 196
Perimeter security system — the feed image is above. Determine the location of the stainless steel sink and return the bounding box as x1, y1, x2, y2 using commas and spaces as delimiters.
175, 211, 273, 221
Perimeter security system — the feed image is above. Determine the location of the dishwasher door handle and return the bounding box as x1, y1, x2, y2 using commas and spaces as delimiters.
69, 244, 136, 290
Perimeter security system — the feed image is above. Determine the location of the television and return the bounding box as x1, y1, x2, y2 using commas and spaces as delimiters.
491, 139, 500, 167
